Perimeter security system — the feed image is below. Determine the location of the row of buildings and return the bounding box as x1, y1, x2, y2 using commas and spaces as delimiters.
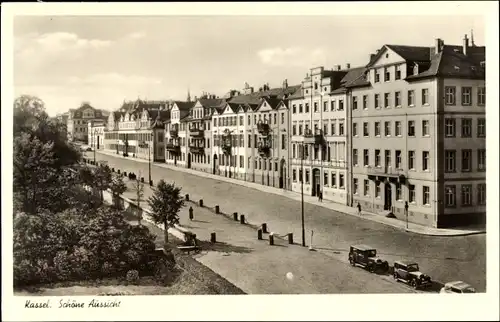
89, 34, 486, 228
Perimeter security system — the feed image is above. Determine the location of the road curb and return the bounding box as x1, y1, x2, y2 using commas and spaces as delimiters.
93, 151, 486, 237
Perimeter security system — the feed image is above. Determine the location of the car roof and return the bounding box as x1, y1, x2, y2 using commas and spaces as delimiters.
395, 260, 418, 266
446, 281, 473, 289
352, 244, 376, 251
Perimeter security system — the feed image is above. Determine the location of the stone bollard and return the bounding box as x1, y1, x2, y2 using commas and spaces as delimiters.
124, 171, 127, 177
215, 205, 220, 214
262, 223, 268, 233
189, 206, 194, 221
117, 169, 121, 174
233, 212, 238, 221
199, 199, 204, 207
288, 233, 293, 245
112, 167, 115, 172
210, 232, 216, 244
185, 194, 190, 201
141, 177, 144, 183
240, 214, 245, 224
269, 233, 275, 246
149, 180, 153, 186
257, 229, 263, 240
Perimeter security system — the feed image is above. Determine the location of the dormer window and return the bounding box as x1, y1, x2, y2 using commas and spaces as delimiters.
314, 83, 318, 90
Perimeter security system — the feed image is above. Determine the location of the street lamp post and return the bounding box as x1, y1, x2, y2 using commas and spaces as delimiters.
301, 143, 306, 247
142, 140, 152, 186
93, 129, 98, 163
405, 201, 409, 231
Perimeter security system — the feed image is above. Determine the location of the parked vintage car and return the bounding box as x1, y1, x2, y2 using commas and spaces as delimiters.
348, 245, 389, 273
440, 281, 476, 294
393, 260, 432, 289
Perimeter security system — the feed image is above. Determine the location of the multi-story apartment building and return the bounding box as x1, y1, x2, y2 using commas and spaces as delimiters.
87, 120, 106, 150
67, 103, 107, 142
348, 34, 485, 228
165, 101, 195, 167
290, 66, 364, 205
187, 96, 225, 173
104, 99, 169, 162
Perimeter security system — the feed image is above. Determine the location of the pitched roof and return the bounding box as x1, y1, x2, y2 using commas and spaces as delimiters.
173, 101, 195, 111
260, 97, 283, 110
198, 98, 226, 108
228, 85, 301, 105
385, 45, 432, 62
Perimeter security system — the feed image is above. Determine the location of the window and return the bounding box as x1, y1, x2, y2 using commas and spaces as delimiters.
395, 65, 401, 80
298, 168, 302, 182
374, 94, 380, 109
396, 183, 403, 201
375, 150, 381, 167
445, 185, 456, 207
239, 155, 244, 168
409, 185, 416, 203
324, 172, 329, 186
423, 186, 430, 205
353, 123, 358, 136
462, 149, 472, 172
395, 91, 401, 107
338, 100, 344, 111
305, 103, 309, 113
477, 183, 486, 205
339, 121, 344, 136
384, 121, 391, 136
395, 150, 402, 169
331, 172, 336, 187
375, 182, 381, 198
422, 120, 430, 136
422, 151, 429, 171
352, 97, 358, 110
477, 149, 486, 171
364, 180, 370, 196
292, 104, 297, 114
445, 150, 456, 172
323, 123, 328, 136
445, 86, 456, 105
281, 134, 286, 150
339, 174, 345, 188
330, 100, 336, 111
395, 121, 402, 136
445, 119, 456, 137
461, 185, 472, 206
314, 102, 318, 112
461, 87, 472, 105
408, 90, 415, 106
292, 124, 297, 135
408, 121, 415, 136
408, 151, 415, 170
353, 149, 358, 166
239, 116, 243, 126
305, 169, 310, 184
299, 104, 303, 113
477, 118, 486, 137
273, 113, 277, 125
331, 121, 336, 135
461, 119, 472, 137
478, 87, 485, 105
363, 96, 368, 109
214, 118, 218, 127
353, 178, 359, 194
384, 68, 390, 81
384, 93, 390, 108
293, 169, 297, 182
422, 88, 429, 105
375, 70, 380, 83
323, 101, 328, 112
314, 82, 318, 90
363, 122, 369, 137
298, 124, 303, 135
363, 149, 369, 166
375, 122, 381, 136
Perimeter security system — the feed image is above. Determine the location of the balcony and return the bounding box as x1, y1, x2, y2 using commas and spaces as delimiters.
166, 142, 180, 153
257, 122, 270, 136
366, 166, 406, 182
258, 145, 270, 157
189, 127, 204, 138
301, 129, 324, 145
170, 129, 179, 138
189, 145, 204, 154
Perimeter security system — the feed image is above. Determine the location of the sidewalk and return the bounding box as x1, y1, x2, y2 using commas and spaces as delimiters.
97, 150, 486, 237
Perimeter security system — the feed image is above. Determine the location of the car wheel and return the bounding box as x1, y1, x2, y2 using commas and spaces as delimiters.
349, 259, 355, 266
411, 280, 418, 289
368, 265, 375, 273
393, 273, 398, 280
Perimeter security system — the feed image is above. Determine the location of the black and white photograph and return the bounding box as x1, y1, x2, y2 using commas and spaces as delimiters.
2, 2, 499, 321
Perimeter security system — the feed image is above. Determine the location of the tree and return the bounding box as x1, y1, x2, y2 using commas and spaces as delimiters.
109, 173, 127, 209
133, 171, 145, 225
93, 165, 112, 204
147, 180, 185, 248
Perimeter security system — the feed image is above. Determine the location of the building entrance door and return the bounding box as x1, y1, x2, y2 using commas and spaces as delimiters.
384, 182, 392, 210
312, 168, 320, 196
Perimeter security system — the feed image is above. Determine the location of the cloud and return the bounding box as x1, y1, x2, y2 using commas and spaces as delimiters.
257, 47, 328, 67
127, 32, 146, 40
68, 73, 162, 87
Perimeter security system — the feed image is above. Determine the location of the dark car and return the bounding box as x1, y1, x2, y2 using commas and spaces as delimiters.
393, 260, 432, 289
348, 244, 389, 273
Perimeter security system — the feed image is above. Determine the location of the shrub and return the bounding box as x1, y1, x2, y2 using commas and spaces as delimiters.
126, 270, 140, 284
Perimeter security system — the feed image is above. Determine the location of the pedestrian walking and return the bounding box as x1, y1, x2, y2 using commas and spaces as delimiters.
189, 206, 194, 221
319, 190, 323, 202
357, 202, 362, 215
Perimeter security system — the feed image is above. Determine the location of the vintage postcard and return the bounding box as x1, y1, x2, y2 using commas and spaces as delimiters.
2, 2, 499, 321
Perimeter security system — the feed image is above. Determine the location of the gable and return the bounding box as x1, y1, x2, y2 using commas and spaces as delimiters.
370, 46, 406, 68
193, 101, 203, 109
277, 101, 288, 110
237, 105, 245, 114
256, 99, 272, 112
171, 104, 180, 112
222, 104, 233, 115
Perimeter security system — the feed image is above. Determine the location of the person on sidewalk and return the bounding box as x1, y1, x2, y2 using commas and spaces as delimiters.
318, 190, 323, 202
357, 202, 362, 215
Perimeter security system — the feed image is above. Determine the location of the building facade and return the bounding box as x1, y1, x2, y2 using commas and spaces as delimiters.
87, 121, 106, 150
165, 101, 194, 167
67, 103, 107, 142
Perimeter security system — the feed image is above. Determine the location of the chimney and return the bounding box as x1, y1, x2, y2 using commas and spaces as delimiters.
283, 79, 288, 89
346, 63, 351, 69
370, 54, 376, 62
435, 38, 443, 53
336, 65, 341, 71
463, 34, 469, 56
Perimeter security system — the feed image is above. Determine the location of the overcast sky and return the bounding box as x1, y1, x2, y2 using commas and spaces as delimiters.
14, 14, 485, 116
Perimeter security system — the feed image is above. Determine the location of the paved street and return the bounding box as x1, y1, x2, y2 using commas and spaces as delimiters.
90, 151, 486, 292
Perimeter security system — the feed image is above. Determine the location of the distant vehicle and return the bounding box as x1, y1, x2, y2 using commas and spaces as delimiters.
393, 260, 432, 289
440, 281, 476, 294
348, 244, 389, 273
86, 147, 93, 152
